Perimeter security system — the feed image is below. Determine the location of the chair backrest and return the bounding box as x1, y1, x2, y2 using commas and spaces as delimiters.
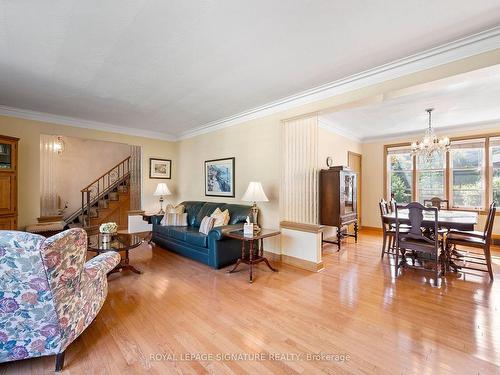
395, 202, 438, 245
379, 199, 389, 230
423, 197, 449, 210
0, 230, 62, 361
483, 202, 496, 244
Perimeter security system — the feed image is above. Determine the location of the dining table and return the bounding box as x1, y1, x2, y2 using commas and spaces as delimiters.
382, 209, 478, 231
382, 208, 479, 272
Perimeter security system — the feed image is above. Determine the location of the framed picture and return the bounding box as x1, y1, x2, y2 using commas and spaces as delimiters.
149, 158, 171, 179
205, 157, 235, 197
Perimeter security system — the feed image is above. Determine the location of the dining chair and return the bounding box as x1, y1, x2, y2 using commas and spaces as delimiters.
446, 202, 496, 281
395, 202, 443, 286
379, 199, 409, 258
423, 197, 450, 210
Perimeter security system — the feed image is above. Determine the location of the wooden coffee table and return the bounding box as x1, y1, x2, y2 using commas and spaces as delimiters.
225, 229, 280, 283
87, 233, 143, 274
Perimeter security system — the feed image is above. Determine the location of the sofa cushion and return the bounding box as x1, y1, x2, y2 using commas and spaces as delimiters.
195, 202, 221, 227
154, 225, 172, 237
181, 201, 206, 226
219, 204, 251, 225
185, 230, 208, 248
169, 227, 189, 242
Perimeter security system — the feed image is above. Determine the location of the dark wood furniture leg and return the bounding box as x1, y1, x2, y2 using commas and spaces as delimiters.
337, 228, 342, 251
228, 240, 245, 274
55, 351, 65, 372
109, 249, 142, 274
354, 221, 358, 242
260, 238, 278, 272
249, 239, 254, 283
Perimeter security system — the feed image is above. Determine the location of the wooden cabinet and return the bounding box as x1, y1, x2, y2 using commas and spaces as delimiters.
0, 135, 19, 230
319, 165, 358, 250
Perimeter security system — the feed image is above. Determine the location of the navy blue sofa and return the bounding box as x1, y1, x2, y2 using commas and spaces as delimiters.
151, 201, 251, 269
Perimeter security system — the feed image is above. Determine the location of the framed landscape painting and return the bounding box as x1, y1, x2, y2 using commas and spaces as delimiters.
149, 158, 171, 179
205, 157, 235, 197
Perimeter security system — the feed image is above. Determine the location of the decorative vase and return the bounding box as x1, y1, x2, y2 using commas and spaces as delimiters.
101, 232, 114, 243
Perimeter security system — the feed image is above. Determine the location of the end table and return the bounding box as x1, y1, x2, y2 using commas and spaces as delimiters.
225, 229, 280, 283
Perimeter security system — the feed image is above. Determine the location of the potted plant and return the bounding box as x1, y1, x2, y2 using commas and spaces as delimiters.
99, 222, 118, 243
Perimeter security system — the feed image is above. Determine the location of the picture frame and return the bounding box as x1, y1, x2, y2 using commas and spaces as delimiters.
205, 157, 235, 197
149, 158, 171, 179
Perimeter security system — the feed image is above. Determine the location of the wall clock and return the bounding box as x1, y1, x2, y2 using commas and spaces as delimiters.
326, 156, 334, 167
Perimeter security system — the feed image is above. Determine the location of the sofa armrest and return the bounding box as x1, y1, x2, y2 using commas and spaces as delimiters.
208, 224, 244, 241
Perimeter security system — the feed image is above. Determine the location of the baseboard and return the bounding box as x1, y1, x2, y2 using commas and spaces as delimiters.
281, 254, 324, 272
263, 250, 282, 262
360, 226, 383, 233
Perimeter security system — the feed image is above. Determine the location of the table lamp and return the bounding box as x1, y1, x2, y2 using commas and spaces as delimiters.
242, 182, 269, 231
153, 183, 171, 214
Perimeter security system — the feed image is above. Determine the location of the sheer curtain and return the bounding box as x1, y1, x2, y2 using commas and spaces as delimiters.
280, 115, 319, 224
40, 135, 59, 216
129, 145, 142, 210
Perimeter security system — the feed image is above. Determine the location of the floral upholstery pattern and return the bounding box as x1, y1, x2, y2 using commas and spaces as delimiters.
0, 229, 120, 364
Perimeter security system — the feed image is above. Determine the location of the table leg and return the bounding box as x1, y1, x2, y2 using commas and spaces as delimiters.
228, 241, 245, 274
260, 238, 278, 272
249, 240, 254, 283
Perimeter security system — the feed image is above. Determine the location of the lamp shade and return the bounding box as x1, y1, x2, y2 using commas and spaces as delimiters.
242, 182, 268, 202
153, 183, 171, 196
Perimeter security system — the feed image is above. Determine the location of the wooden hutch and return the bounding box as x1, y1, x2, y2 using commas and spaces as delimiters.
0, 135, 19, 230
319, 165, 358, 250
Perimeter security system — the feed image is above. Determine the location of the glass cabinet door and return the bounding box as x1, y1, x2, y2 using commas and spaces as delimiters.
0, 143, 12, 169
344, 174, 354, 213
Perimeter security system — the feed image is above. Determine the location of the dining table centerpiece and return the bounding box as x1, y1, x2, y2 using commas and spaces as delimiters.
99, 222, 118, 243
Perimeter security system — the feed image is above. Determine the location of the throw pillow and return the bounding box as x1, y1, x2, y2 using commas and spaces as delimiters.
199, 216, 216, 235
210, 207, 231, 227
162, 212, 188, 226
166, 204, 185, 214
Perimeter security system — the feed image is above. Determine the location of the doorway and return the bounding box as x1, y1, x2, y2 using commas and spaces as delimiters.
348, 151, 362, 225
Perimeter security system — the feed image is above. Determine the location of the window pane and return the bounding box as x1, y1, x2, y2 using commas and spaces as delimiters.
417, 152, 444, 170
450, 141, 485, 209
493, 145, 500, 205
390, 154, 412, 171
391, 171, 412, 204
451, 148, 482, 168
418, 171, 444, 204
452, 170, 483, 208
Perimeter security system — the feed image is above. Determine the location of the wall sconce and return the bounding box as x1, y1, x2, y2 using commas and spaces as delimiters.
53, 136, 65, 155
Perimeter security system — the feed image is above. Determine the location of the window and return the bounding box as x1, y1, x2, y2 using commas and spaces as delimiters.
384, 134, 499, 211
416, 151, 445, 204
449, 139, 485, 209
387, 147, 412, 204
491, 137, 500, 205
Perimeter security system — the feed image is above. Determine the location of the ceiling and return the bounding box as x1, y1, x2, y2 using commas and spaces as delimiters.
320, 64, 500, 141
1, 1, 500, 139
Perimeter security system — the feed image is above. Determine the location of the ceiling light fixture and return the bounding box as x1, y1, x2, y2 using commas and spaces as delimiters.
411, 108, 450, 160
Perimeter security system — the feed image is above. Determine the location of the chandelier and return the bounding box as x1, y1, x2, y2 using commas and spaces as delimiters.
411, 108, 450, 160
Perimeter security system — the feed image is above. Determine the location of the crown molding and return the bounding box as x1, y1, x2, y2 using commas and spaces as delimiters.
178, 26, 500, 140
361, 119, 500, 143
318, 118, 362, 142
0, 105, 176, 141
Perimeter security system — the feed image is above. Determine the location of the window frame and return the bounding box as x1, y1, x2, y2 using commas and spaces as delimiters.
490, 136, 500, 206
383, 132, 500, 215
386, 145, 414, 204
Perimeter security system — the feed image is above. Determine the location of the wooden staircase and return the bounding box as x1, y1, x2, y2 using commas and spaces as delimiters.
65, 157, 131, 232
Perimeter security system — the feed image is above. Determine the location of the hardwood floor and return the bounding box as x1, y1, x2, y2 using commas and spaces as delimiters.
2, 230, 500, 374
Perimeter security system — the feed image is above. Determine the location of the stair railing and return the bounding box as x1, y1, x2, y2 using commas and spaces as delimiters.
64, 156, 131, 227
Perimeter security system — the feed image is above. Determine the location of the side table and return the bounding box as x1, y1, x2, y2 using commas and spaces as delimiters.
225, 229, 280, 283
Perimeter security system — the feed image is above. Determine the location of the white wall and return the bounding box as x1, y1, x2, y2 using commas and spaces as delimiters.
0, 115, 178, 228
49, 136, 131, 216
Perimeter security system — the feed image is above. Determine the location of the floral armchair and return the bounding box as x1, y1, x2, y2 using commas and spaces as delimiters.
0, 228, 120, 371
